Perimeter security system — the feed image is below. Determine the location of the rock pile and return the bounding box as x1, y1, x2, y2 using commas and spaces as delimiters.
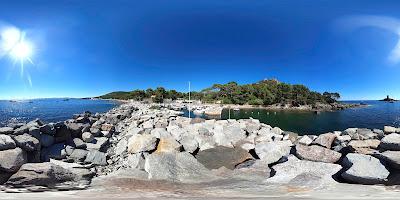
2, 101, 400, 192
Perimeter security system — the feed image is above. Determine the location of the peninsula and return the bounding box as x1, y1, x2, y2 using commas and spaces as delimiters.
99, 79, 363, 112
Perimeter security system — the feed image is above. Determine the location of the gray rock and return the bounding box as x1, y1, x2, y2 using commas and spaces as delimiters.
375, 151, 400, 170
144, 152, 215, 183
255, 140, 292, 164
84, 150, 107, 165
348, 139, 380, 149
67, 123, 85, 137
356, 128, 377, 140
384, 126, 397, 133
0, 134, 16, 150
82, 132, 94, 143
313, 133, 336, 149
70, 138, 87, 149
380, 133, 400, 150
0, 148, 27, 172
40, 124, 56, 135
41, 143, 66, 162
196, 146, 253, 170
13, 134, 40, 151
298, 135, 314, 146
180, 135, 199, 153
69, 149, 88, 162
295, 144, 341, 163
90, 127, 102, 137
40, 134, 55, 147
86, 137, 108, 151
6, 163, 75, 187
341, 153, 389, 184
0, 127, 14, 135
65, 145, 74, 155
50, 159, 94, 180
123, 153, 145, 169
26, 119, 43, 128
101, 130, 112, 138
267, 155, 342, 186
115, 138, 128, 155
283, 131, 299, 143
127, 134, 157, 154
13, 125, 29, 135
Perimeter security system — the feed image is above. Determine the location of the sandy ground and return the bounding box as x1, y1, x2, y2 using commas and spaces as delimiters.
2, 178, 400, 200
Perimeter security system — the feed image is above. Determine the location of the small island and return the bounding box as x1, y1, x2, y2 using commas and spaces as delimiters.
380, 95, 398, 102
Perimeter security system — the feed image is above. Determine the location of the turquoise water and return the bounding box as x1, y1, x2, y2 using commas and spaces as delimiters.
0, 99, 120, 126
219, 101, 400, 134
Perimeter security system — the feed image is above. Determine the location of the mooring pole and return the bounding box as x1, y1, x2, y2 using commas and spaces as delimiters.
188, 81, 191, 118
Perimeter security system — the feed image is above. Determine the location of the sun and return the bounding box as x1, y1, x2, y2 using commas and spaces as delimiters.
10, 40, 33, 60
1, 27, 34, 63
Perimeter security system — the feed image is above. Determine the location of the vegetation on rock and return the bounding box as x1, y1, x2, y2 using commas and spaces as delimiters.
99, 79, 341, 106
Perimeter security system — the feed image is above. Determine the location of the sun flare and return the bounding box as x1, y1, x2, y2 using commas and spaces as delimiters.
0, 26, 35, 84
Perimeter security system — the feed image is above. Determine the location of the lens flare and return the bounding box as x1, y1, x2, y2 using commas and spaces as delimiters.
0, 26, 35, 86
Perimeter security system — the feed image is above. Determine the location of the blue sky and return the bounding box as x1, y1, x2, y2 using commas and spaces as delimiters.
1, 0, 400, 100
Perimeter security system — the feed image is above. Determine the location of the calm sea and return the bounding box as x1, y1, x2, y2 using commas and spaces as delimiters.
0, 98, 120, 126
218, 101, 400, 135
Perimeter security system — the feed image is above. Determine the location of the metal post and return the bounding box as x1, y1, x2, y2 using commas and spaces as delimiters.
188, 81, 191, 118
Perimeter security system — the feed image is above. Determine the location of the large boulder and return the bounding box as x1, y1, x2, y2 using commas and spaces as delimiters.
295, 144, 341, 163
180, 135, 199, 153
267, 155, 342, 186
341, 153, 389, 184
68, 149, 88, 162
384, 126, 397, 134
127, 134, 157, 154
255, 140, 292, 164
0, 148, 27, 172
114, 138, 128, 155
0, 134, 16, 150
313, 133, 336, 149
50, 159, 94, 180
0, 127, 14, 135
6, 163, 74, 187
13, 125, 29, 135
196, 146, 253, 170
13, 133, 40, 151
355, 129, 377, 140
375, 151, 400, 170
69, 138, 87, 149
144, 152, 215, 183
380, 133, 400, 151
82, 132, 94, 143
84, 150, 107, 165
348, 139, 380, 149
86, 137, 109, 151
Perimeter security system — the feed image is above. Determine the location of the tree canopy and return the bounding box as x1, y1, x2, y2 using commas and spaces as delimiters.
99, 79, 340, 105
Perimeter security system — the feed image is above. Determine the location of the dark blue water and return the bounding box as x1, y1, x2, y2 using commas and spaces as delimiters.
218, 101, 400, 134
0, 99, 120, 126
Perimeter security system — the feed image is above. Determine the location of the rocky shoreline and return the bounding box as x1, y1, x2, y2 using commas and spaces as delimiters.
1, 101, 400, 195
